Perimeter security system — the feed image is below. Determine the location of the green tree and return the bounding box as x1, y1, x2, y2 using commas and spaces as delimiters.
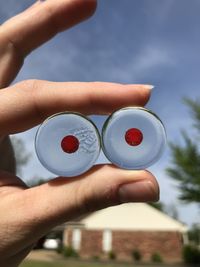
148, 202, 165, 212
188, 224, 200, 246
28, 177, 46, 187
166, 98, 200, 206
164, 203, 179, 220
11, 136, 31, 176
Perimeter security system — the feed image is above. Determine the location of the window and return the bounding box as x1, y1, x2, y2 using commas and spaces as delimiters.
102, 229, 112, 252
72, 228, 82, 251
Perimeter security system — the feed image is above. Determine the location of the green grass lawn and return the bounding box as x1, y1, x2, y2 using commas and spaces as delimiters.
20, 260, 132, 267
20, 259, 185, 267
21, 261, 56, 267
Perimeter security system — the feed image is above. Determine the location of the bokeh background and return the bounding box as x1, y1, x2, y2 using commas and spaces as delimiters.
1, 0, 200, 226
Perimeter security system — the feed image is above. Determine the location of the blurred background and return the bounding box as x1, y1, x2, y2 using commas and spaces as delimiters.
1, 1, 200, 265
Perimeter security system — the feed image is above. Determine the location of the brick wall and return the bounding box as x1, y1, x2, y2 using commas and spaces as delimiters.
63, 228, 184, 263
112, 230, 183, 262
81, 230, 102, 258
63, 228, 103, 258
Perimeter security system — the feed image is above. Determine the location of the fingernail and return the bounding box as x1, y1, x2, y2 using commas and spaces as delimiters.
143, 85, 155, 90
119, 180, 159, 203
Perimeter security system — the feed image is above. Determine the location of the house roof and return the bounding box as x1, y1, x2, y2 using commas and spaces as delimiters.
80, 203, 188, 232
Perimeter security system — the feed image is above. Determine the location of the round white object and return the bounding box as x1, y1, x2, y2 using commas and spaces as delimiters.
102, 107, 166, 169
35, 112, 101, 177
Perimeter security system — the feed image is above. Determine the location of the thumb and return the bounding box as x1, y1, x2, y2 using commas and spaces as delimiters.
1, 165, 159, 257
28, 165, 159, 224
9, 165, 159, 248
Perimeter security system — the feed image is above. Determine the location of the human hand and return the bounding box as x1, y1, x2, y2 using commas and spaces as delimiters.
0, 1, 159, 266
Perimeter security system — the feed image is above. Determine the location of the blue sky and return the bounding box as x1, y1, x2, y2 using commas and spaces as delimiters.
1, 0, 200, 226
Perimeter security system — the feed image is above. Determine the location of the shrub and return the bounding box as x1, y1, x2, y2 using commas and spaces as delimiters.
56, 243, 63, 254
108, 250, 116, 260
151, 252, 163, 263
188, 225, 200, 246
62, 246, 79, 258
132, 249, 142, 261
92, 255, 100, 261
183, 245, 200, 264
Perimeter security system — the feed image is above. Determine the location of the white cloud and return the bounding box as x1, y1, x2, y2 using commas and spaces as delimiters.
128, 44, 174, 79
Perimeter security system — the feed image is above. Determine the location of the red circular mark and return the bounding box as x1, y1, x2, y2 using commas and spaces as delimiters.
125, 128, 143, 146
61, 135, 79, 153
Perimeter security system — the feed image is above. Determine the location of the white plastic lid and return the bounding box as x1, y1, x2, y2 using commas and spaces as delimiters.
102, 107, 166, 169
35, 112, 101, 177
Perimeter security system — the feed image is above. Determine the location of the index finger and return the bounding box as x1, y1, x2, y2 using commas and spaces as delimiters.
0, 81, 152, 135
0, 0, 97, 56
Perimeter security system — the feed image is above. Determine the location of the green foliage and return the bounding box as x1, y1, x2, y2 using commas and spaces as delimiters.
11, 136, 31, 175
62, 246, 79, 258
132, 249, 142, 261
166, 98, 200, 205
107, 250, 116, 260
28, 177, 48, 187
56, 243, 63, 254
188, 224, 200, 246
184, 98, 200, 131
151, 252, 163, 263
183, 244, 200, 264
92, 255, 100, 261
148, 202, 165, 212
163, 203, 179, 220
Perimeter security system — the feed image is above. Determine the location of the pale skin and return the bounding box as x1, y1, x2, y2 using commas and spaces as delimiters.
0, 1, 159, 266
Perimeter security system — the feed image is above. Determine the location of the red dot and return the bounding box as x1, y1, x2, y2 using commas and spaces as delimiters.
125, 128, 143, 146
61, 135, 79, 154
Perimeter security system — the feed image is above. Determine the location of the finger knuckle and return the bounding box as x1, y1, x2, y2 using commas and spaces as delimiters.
15, 79, 45, 120
15, 79, 41, 91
